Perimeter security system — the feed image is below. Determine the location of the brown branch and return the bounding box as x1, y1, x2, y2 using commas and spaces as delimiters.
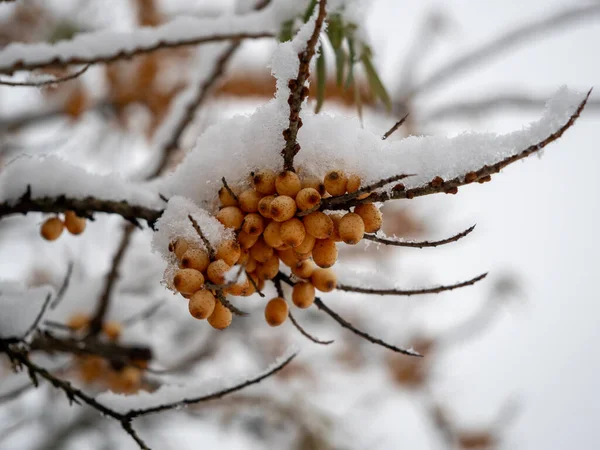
215, 290, 249, 317
20, 294, 51, 341
50, 262, 74, 310
382, 113, 410, 140
363, 224, 476, 248
288, 311, 334, 345
247, 270, 265, 297
221, 177, 239, 202
281, 0, 328, 172
337, 272, 487, 296
0, 65, 89, 87
188, 214, 215, 258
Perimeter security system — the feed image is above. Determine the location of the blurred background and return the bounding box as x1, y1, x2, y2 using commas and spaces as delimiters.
0, 0, 599, 449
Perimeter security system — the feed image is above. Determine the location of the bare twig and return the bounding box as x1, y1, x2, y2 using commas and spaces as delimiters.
281, 0, 328, 172
247, 270, 265, 297
20, 293, 51, 341
215, 290, 249, 317
0, 65, 89, 87
364, 225, 475, 248
382, 113, 410, 140
121, 302, 164, 327
221, 177, 239, 202
337, 272, 487, 296
288, 311, 334, 345
50, 261, 74, 310
188, 215, 215, 258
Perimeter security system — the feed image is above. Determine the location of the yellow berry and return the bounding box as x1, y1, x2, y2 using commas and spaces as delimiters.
252, 169, 277, 195
188, 290, 216, 320
295, 188, 321, 211
324, 170, 348, 196
346, 174, 361, 193
312, 239, 338, 268
208, 300, 232, 330
277, 247, 299, 267
218, 186, 238, 207
250, 236, 274, 263
173, 239, 190, 259
206, 260, 231, 285
338, 212, 365, 245
40, 217, 64, 241
257, 195, 275, 218
181, 248, 210, 272
67, 313, 90, 331
270, 195, 297, 222
256, 254, 280, 280
279, 218, 306, 248
354, 203, 383, 233
292, 282, 315, 309
241, 213, 265, 237
301, 177, 327, 196
263, 221, 284, 248
216, 206, 245, 230
302, 212, 333, 239
328, 213, 343, 242
215, 240, 241, 266
237, 230, 259, 250
173, 268, 205, 294
294, 233, 315, 254
102, 321, 122, 341
264, 297, 288, 326
275, 171, 302, 197
311, 268, 337, 292
64, 210, 86, 235
292, 260, 315, 279
238, 189, 263, 213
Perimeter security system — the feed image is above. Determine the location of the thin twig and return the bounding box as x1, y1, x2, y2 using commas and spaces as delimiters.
215, 290, 248, 317
121, 302, 164, 327
281, 0, 328, 172
188, 215, 215, 258
0, 65, 89, 87
50, 261, 74, 310
382, 113, 410, 140
20, 293, 51, 341
221, 177, 239, 202
337, 272, 487, 296
246, 270, 265, 297
363, 224, 475, 249
288, 311, 334, 345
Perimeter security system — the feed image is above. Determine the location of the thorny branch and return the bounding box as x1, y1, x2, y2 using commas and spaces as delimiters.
382, 113, 410, 140
0, 65, 89, 87
364, 224, 476, 248
281, 0, 328, 172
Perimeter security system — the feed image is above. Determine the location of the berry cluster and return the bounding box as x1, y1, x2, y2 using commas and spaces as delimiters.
40, 211, 87, 241
67, 314, 145, 394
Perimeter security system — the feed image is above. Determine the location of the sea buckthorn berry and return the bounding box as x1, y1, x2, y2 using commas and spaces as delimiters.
102, 321, 122, 341
278, 247, 299, 267
303, 211, 333, 239
295, 251, 312, 260
280, 218, 306, 248
292, 260, 315, 279
206, 260, 231, 285
188, 290, 216, 320
241, 213, 265, 236
173, 239, 190, 260
253, 169, 277, 195
109, 366, 142, 394
275, 171, 302, 197
354, 203, 383, 233
311, 268, 337, 292
173, 268, 205, 294
216, 240, 241, 266
218, 186, 238, 207
238, 248, 250, 266
257, 254, 280, 280
301, 177, 327, 196
264, 297, 288, 327
181, 248, 210, 272
227, 277, 250, 296
270, 195, 297, 222
346, 174, 361, 193
237, 230, 259, 250
324, 170, 348, 196
295, 233, 316, 254
67, 313, 90, 331
292, 282, 315, 309
217, 206, 245, 230
258, 195, 275, 218
245, 255, 258, 273
40, 217, 64, 241
328, 213, 343, 242
338, 213, 365, 245
295, 188, 321, 211
208, 301, 232, 330
79, 356, 105, 383
250, 237, 274, 263
312, 239, 338, 268
64, 210, 86, 235
275, 242, 292, 251
238, 189, 262, 213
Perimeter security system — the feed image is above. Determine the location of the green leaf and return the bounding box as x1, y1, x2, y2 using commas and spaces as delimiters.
361, 50, 392, 111
353, 79, 363, 124
326, 15, 343, 49
303, 0, 318, 23
334, 48, 346, 88
315, 50, 326, 113
345, 37, 356, 90
278, 19, 294, 42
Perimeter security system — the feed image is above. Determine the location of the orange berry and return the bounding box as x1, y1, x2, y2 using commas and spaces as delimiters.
208, 300, 232, 330
324, 170, 348, 196
64, 210, 86, 235
256, 254, 280, 280
292, 282, 315, 309
346, 174, 361, 193
312, 239, 337, 268
328, 213, 343, 242
295, 188, 321, 211
292, 260, 315, 279
252, 169, 277, 195
311, 268, 337, 292
173, 239, 190, 259
241, 213, 265, 236
338, 212, 365, 245
188, 290, 216, 320
294, 251, 312, 260
218, 186, 238, 207
302, 212, 333, 239
40, 217, 64, 241
275, 171, 302, 197
279, 218, 306, 248
102, 321, 122, 341
206, 259, 231, 285
227, 277, 250, 296
216, 240, 241, 266
264, 297, 288, 326
238, 248, 250, 265
173, 268, 205, 294
217, 206, 245, 230
238, 189, 262, 213
110, 366, 142, 394
250, 236, 274, 263
238, 230, 259, 250
67, 313, 90, 331
354, 203, 382, 233
301, 177, 327, 196
270, 195, 297, 222
294, 233, 316, 254
258, 195, 275, 218
245, 255, 258, 273
263, 221, 284, 248
79, 356, 105, 383
181, 248, 210, 272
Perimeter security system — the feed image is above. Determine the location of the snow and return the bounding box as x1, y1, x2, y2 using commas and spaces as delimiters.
0, 281, 52, 339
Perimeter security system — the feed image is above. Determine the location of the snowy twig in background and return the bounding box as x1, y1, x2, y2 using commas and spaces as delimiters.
288, 311, 334, 345
363, 224, 476, 248
381, 113, 410, 140
281, 0, 327, 172
50, 262, 74, 310
19, 294, 52, 342
0, 65, 89, 87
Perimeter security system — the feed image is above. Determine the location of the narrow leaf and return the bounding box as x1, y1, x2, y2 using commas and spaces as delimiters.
303, 0, 318, 23
279, 20, 294, 42
315, 49, 326, 113
362, 51, 393, 111
334, 48, 346, 87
